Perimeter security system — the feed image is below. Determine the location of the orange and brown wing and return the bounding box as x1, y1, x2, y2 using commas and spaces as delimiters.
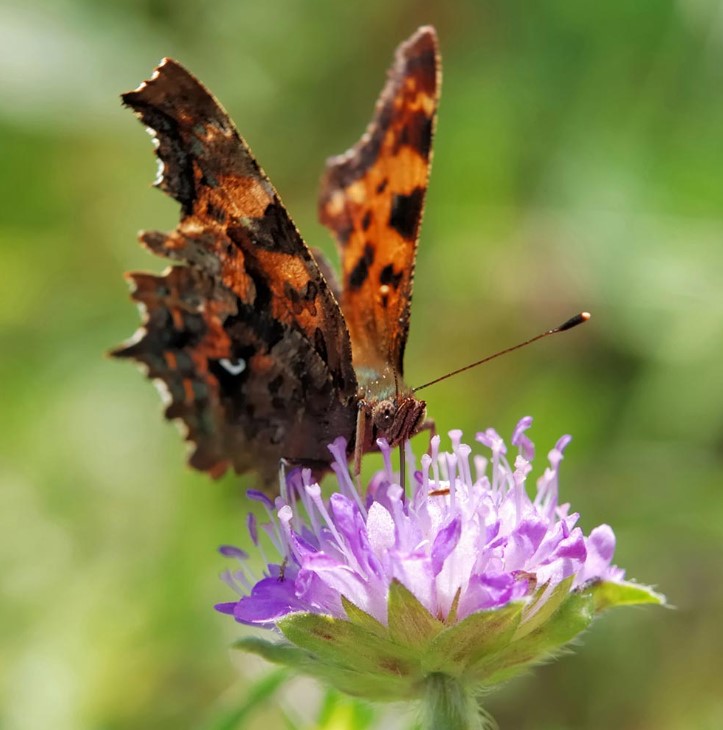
112, 59, 357, 482
318, 26, 440, 378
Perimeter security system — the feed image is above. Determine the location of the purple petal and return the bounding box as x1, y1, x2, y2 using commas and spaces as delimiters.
232, 576, 304, 626
218, 545, 248, 559
588, 524, 616, 562
476, 428, 506, 455
329, 493, 384, 579
553, 527, 587, 562
246, 490, 274, 509
511, 417, 535, 460
431, 517, 461, 576
214, 601, 238, 615
295, 568, 348, 617
390, 552, 435, 614
326, 436, 349, 467
577, 524, 620, 584
298, 562, 374, 618
458, 572, 522, 618
247, 514, 258, 546
503, 519, 547, 570
288, 529, 320, 561
535, 557, 578, 586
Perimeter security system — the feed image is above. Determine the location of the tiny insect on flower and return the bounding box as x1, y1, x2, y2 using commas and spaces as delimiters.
216, 418, 664, 703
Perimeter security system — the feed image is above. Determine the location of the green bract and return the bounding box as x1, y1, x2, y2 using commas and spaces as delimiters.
236, 578, 663, 701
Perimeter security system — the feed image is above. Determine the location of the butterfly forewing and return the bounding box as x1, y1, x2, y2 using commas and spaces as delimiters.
114, 29, 440, 484
113, 58, 358, 483
318, 26, 440, 381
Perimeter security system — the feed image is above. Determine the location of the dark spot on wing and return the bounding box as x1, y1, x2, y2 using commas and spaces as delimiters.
314, 327, 328, 364
268, 374, 283, 395
271, 395, 287, 411
337, 223, 353, 246
406, 48, 437, 95
205, 200, 227, 223
283, 284, 305, 316
228, 203, 302, 255
243, 263, 272, 310
362, 210, 373, 231
165, 325, 195, 351
199, 170, 218, 189
348, 242, 375, 290
376, 178, 388, 194
283, 280, 319, 317
389, 187, 424, 241
226, 225, 250, 249
284, 283, 302, 315
395, 111, 433, 159
303, 280, 318, 316
379, 263, 403, 290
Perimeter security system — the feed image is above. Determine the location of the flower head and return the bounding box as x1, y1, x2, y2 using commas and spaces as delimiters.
217, 418, 663, 702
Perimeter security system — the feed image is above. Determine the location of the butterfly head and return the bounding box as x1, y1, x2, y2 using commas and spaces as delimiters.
370, 394, 427, 447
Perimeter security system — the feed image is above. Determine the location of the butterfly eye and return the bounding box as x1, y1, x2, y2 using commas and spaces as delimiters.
372, 400, 396, 432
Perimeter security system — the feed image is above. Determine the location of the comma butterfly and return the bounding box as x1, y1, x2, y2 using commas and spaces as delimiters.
112, 27, 440, 485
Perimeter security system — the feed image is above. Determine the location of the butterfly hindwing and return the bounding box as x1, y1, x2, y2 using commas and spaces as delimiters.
318, 26, 440, 380
113, 59, 358, 482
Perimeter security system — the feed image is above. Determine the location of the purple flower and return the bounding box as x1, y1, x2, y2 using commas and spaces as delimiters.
221, 419, 621, 625
217, 419, 663, 701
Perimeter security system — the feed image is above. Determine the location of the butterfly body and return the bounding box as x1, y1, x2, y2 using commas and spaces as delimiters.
113, 27, 439, 485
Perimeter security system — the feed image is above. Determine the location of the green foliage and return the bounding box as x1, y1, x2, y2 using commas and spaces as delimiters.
199, 669, 290, 730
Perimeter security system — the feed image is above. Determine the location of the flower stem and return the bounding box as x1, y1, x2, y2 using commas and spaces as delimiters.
420, 673, 486, 730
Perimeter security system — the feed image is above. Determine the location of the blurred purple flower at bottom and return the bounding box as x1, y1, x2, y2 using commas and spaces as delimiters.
217, 418, 663, 704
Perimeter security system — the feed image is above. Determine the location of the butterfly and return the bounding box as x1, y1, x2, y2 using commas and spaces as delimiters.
112, 26, 440, 486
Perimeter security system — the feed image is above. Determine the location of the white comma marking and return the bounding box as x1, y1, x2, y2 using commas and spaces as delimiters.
219, 358, 246, 376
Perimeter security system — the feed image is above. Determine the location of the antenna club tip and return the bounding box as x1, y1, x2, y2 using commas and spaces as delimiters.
558, 311, 592, 332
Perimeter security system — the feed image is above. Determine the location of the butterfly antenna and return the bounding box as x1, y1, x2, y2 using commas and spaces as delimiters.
412, 312, 591, 393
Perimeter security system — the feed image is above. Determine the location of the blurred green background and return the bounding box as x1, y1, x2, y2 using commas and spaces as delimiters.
2, 0, 722, 728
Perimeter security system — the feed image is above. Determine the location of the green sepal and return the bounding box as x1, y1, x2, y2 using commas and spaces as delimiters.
279, 612, 417, 679
234, 579, 665, 702
341, 594, 387, 636
513, 576, 573, 640
387, 579, 445, 647
589, 580, 666, 612
296, 662, 414, 701
237, 626, 417, 701
422, 601, 523, 677
234, 636, 312, 669
444, 587, 462, 625
467, 588, 595, 685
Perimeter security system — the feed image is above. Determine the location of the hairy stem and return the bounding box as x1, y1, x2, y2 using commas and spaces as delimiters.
420, 674, 489, 730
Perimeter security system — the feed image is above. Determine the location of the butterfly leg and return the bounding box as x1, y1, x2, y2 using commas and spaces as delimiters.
418, 417, 437, 455
353, 404, 369, 477
277, 458, 290, 499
